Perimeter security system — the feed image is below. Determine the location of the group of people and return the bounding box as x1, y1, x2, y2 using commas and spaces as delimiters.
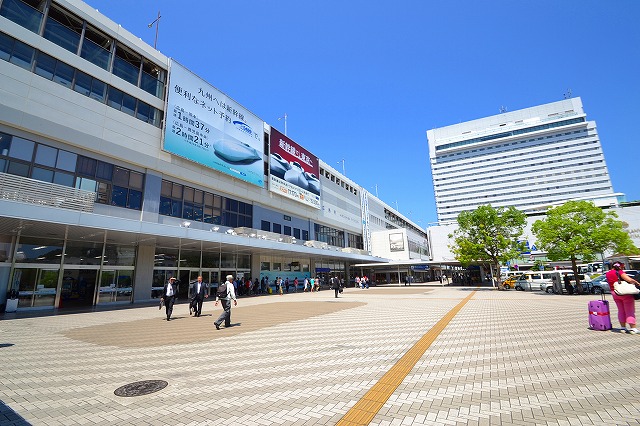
354, 276, 370, 289
160, 275, 237, 330
606, 261, 640, 334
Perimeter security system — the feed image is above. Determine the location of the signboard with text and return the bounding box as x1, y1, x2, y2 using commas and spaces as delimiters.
268, 128, 320, 209
163, 60, 264, 186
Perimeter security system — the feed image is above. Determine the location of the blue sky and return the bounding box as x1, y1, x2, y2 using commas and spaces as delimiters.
85, 0, 640, 228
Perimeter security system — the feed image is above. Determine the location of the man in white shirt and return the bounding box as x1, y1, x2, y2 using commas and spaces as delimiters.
214, 275, 237, 330
162, 277, 178, 321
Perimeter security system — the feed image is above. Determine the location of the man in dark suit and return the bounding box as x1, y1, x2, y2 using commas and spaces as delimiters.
162, 277, 178, 321
191, 275, 208, 317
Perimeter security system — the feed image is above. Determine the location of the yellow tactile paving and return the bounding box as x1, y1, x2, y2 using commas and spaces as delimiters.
336, 290, 476, 426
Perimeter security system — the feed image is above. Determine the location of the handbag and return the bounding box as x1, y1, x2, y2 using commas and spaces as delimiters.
613, 282, 640, 296
613, 271, 640, 296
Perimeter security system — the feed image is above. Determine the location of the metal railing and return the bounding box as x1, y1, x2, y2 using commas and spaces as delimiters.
0, 172, 96, 212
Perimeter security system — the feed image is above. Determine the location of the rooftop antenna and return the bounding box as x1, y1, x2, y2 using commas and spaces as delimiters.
499, 106, 507, 114
148, 10, 161, 50
277, 113, 287, 136
563, 88, 572, 99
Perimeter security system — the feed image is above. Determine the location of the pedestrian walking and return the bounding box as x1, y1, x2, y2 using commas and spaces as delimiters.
190, 275, 208, 317
214, 275, 237, 330
162, 277, 178, 321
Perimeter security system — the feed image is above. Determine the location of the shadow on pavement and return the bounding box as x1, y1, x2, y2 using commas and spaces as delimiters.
0, 399, 31, 425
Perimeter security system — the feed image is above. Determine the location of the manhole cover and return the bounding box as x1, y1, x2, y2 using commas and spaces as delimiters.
114, 380, 168, 397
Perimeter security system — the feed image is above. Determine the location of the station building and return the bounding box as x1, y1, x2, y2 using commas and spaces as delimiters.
0, 0, 429, 312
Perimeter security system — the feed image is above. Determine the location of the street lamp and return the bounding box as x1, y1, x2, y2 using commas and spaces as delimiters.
148, 11, 161, 50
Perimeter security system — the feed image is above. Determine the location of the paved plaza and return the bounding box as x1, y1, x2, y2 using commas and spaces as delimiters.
1, 285, 640, 426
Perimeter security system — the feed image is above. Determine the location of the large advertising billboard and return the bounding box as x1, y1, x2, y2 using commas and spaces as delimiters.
269, 128, 320, 208
163, 60, 264, 186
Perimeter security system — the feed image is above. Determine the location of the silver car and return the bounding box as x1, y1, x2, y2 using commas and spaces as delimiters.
589, 270, 638, 294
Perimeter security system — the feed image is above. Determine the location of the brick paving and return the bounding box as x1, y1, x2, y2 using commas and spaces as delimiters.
1, 286, 639, 425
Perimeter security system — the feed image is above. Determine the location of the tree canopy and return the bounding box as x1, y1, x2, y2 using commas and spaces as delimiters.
531, 200, 638, 292
449, 205, 527, 287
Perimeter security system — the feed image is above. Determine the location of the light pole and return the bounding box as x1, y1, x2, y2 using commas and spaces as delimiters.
278, 113, 287, 136
337, 159, 345, 176
148, 11, 161, 50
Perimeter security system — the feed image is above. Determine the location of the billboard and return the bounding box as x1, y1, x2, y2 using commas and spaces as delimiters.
163, 60, 264, 186
269, 128, 320, 209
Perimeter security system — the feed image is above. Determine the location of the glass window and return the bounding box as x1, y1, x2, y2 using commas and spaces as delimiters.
294, 228, 301, 239
121, 92, 136, 116
128, 190, 142, 210
73, 70, 92, 97
149, 107, 161, 127
53, 61, 74, 88
0, 0, 45, 33
302, 230, 309, 240
0, 32, 14, 61
113, 55, 140, 86
53, 171, 74, 187
170, 200, 182, 217
31, 166, 53, 182
261, 220, 270, 231
34, 51, 56, 80
9, 40, 35, 70
0, 132, 11, 156
183, 187, 194, 202
159, 197, 172, 216
193, 190, 203, 204
90, 79, 106, 102
43, 6, 82, 53
56, 150, 76, 171
96, 161, 113, 180
75, 177, 96, 192
129, 171, 143, 190
192, 204, 203, 222
273, 223, 282, 234
141, 59, 165, 98
76, 156, 96, 177
8, 137, 34, 161
171, 183, 182, 199
112, 167, 129, 186
113, 45, 141, 85
111, 186, 127, 207
136, 101, 150, 123
7, 160, 30, 177
161, 180, 172, 197
34, 144, 57, 167
96, 181, 109, 204
107, 86, 123, 110
80, 26, 111, 70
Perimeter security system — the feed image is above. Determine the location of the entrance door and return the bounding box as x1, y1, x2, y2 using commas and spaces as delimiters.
13, 267, 59, 308
59, 269, 98, 308
98, 270, 133, 304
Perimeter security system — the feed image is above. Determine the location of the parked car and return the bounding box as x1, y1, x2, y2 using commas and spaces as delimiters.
502, 277, 517, 289
539, 273, 592, 294
588, 270, 638, 294
514, 270, 573, 292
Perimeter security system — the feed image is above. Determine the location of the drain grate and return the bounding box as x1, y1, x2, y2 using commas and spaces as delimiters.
114, 380, 168, 397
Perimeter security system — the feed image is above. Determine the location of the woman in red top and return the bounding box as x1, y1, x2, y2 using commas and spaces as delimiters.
606, 261, 640, 334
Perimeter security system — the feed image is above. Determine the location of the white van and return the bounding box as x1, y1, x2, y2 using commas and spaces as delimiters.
513, 270, 591, 292
513, 270, 564, 291
537, 272, 592, 293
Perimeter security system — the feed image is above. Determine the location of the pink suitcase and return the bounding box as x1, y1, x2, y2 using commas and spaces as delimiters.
588, 296, 611, 331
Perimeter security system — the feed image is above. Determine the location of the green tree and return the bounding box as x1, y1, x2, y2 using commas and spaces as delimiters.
531, 200, 638, 293
449, 205, 527, 288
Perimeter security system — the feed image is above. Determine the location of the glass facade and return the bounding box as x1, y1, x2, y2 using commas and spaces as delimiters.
0, 0, 166, 99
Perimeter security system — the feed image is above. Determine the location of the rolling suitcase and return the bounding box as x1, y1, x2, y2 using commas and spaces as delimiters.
588, 294, 611, 331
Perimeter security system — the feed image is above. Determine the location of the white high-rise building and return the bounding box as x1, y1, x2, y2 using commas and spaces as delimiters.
426, 98, 619, 223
